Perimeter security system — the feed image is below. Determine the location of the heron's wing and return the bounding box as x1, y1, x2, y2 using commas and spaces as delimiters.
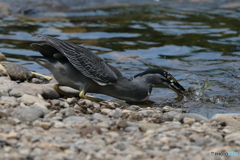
36, 34, 119, 85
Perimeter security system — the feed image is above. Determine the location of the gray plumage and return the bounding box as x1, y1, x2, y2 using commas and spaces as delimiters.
28, 34, 185, 102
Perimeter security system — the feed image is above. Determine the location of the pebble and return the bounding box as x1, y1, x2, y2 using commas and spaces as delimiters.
139, 122, 161, 132
66, 97, 77, 104
110, 108, 122, 118
0, 77, 18, 96
11, 108, 44, 122
117, 120, 128, 128
0, 52, 6, 61
9, 83, 59, 99
81, 126, 102, 136
211, 113, 240, 131
20, 94, 50, 107
0, 64, 9, 77
2, 62, 33, 81
179, 113, 210, 123
63, 116, 87, 124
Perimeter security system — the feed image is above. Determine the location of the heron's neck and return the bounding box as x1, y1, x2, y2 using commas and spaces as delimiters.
96, 77, 152, 102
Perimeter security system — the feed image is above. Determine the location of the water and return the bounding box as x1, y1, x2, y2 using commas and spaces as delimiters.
1, 0, 240, 118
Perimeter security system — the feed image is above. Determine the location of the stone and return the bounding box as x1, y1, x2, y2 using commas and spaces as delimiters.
0, 96, 18, 107
0, 52, 6, 61
81, 126, 102, 136
20, 94, 50, 107
9, 83, 59, 99
97, 122, 110, 129
225, 131, 240, 143
125, 126, 139, 132
53, 121, 65, 128
183, 117, 195, 125
60, 108, 75, 117
2, 62, 33, 81
0, 112, 8, 118
11, 108, 44, 122
161, 111, 182, 121
66, 97, 77, 104
0, 77, 18, 96
139, 110, 155, 117
101, 108, 113, 115
63, 116, 87, 124
117, 120, 127, 128
115, 142, 126, 151
110, 108, 122, 118
179, 113, 210, 123
39, 122, 52, 130
162, 106, 184, 113
211, 114, 240, 131
0, 64, 9, 77
105, 131, 119, 139
139, 122, 161, 132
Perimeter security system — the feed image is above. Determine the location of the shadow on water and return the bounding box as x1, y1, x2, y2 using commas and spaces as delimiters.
1, 0, 240, 118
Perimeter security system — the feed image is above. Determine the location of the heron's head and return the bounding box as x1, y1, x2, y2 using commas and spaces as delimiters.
133, 69, 185, 95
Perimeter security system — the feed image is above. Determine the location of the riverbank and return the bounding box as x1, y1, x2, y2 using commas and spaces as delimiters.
0, 53, 240, 160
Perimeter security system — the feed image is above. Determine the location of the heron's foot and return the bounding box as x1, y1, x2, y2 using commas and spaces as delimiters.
54, 84, 73, 98
79, 90, 103, 102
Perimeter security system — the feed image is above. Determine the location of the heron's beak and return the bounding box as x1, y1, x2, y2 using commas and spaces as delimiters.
168, 81, 186, 95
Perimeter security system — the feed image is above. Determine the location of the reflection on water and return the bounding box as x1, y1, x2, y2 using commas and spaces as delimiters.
1, 1, 240, 118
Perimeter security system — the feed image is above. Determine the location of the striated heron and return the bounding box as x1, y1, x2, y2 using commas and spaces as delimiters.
28, 34, 185, 102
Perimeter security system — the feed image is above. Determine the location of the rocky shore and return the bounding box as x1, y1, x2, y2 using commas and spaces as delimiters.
0, 52, 240, 160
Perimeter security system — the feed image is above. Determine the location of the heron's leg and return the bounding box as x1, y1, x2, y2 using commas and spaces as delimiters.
54, 84, 73, 98
79, 90, 103, 102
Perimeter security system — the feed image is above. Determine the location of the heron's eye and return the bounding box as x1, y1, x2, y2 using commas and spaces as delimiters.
167, 76, 176, 83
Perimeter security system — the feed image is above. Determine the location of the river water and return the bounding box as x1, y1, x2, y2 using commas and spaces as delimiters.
1, 0, 240, 118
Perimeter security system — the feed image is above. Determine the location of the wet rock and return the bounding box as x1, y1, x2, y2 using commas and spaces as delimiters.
139, 122, 161, 132
2, 62, 33, 81
110, 108, 122, 118
211, 114, 240, 131
63, 116, 87, 124
179, 113, 210, 123
9, 83, 59, 99
11, 108, 44, 122
81, 126, 102, 136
